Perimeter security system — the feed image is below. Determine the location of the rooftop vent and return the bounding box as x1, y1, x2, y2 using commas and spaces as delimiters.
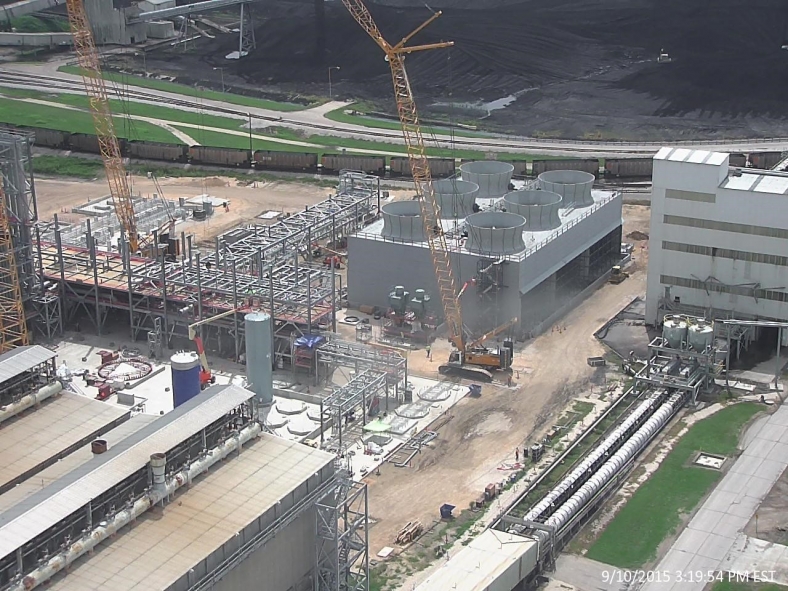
538, 170, 594, 208
503, 189, 561, 230
465, 212, 526, 255
432, 179, 479, 218
460, 161, 514, 199
381, 201, 425, 241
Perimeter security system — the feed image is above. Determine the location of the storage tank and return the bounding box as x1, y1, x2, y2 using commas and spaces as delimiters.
171, 351, 201, 408
538, 170, 595, 208
662, 315, 688, 349
688, 320, 714, 352
432, 179, 479, 218
465, 212, 526, 255
460, 161, 514, 199
245, 312, 273, 405
381, 201, 426, 241
503, 189, 561, 230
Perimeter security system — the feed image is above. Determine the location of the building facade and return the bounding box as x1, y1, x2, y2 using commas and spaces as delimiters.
646, 147, 788, 329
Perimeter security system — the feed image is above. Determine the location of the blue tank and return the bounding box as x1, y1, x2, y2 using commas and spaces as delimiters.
171, 351, 201, 408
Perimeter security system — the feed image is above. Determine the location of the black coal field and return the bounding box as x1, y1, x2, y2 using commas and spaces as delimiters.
164, 0, 788, 140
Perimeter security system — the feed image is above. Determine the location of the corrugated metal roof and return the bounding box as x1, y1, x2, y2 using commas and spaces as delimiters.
0, 384, 255, 560
654, 147, 729, 166
0, 345, 56, 383
721, 171, 788, 194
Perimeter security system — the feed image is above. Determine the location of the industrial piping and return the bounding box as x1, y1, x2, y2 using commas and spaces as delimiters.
0, 382, 62, 426
11, 422, 261, 591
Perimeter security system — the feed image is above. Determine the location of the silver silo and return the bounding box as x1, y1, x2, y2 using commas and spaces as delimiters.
245, 312, 273, 405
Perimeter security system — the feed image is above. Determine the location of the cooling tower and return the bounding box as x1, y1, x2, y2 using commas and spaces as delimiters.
460, 161, 514, 199
432, 179, 479, 218
538, 170, 595, 208
465, 212, 526, 255
381, 201, 426, 241
503, 189, 561, 230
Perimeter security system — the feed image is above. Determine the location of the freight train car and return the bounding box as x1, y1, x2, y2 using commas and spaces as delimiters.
604, 158, 653, 179
321, 154, 385, 176
510, 160, 528, 176
189, 146, 251, 167
728, 153, 747, 167
749, 151, 783, 170
532, 158, 599, 176
24, 126, 70, 149
253, 150, 318, 172
389, 156, 455, 178
69, 133, 107, 155
128, 141, 188, 162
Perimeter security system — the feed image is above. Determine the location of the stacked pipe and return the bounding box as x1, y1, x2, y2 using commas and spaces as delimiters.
0, 382, 62, 426
518, 392, 664, 525
528, 393, 684, 543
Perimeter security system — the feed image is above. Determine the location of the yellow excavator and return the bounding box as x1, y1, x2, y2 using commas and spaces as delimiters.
341, 0, 517, 382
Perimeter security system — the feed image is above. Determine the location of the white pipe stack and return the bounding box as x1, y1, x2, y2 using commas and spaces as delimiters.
0, 382, 62, 426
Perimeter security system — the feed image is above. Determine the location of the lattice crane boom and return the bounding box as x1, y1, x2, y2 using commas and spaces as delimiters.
66, 0, 139, 253
0, 183, 29, 352
340, 0, 466, 348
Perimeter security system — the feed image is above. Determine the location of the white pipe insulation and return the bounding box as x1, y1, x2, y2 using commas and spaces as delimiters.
520, 392, 664, 524
0, 382, 62, 426
532, 393, 683, 542
10, 421, 261, 591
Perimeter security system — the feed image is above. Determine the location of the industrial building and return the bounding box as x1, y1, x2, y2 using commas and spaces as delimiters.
0, 342, 368, 591
645, 147, 788, 350
348, 162, 623, 336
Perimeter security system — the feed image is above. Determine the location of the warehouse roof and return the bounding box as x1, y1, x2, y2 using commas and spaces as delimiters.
0, 392, 129, 497
47, 433, 334, 591
414, 529, 538, 591
654, 147, 728, 166
721, 170, 788, 195
0, 345, 56, 384
0, 384, 253, 560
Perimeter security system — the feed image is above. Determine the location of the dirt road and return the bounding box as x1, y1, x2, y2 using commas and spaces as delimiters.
34, 174, 334, 244
364, 205, 651, 552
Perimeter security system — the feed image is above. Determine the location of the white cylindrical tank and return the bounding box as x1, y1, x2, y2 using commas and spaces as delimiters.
245, 312, 273, 406
465, 212, 526, 255
688, 320, 714, 352
460, 161, 514, 199
170, 351, 201, 408
537, 170, 595, 208
432, 179, 479, 218
662, 315, 688, 349
381, 201, 426, 241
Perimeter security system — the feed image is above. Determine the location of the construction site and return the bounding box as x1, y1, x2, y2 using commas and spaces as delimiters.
0, 2, 788, 591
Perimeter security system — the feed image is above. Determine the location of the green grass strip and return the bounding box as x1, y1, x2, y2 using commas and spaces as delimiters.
58, 65, 310, 112
32, 155, 103, 179
586, 402, 762, 568
711, 582, 788, 591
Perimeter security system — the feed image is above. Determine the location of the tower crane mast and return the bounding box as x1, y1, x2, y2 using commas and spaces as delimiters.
65, 0, 140, 253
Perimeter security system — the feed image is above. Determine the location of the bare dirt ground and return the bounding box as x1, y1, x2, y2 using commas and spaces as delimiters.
34, 175, 333, 245
744, 463, 788, 546
364, 205, 651, 552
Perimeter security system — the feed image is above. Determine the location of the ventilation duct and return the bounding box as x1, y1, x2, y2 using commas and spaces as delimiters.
465, 212, 526, 255
459, 161, 514, 199
432, 179, 479, 218
381, 201, 426, 241
538, 170, 595, 208
503, 189, 562, 230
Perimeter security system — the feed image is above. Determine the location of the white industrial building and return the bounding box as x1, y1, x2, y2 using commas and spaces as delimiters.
348, 162, 623, 336
646, 147, 788, 347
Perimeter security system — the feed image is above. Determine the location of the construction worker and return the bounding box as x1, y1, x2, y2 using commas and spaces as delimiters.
426, 345, 431, 359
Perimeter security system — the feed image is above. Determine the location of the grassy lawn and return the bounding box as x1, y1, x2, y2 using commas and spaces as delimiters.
32, 155, 104, 179
711, 582, 787, 591
586, 402, 763, 568
324, 105, 490, 138
58, 65, 310, 111
0, 97, 179, 144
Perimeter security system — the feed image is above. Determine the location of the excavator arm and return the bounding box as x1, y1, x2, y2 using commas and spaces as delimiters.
340, 0, 465, 349
66, 0, 139, 252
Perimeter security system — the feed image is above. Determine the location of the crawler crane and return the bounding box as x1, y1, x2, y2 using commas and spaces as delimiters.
341, 0, 516, 381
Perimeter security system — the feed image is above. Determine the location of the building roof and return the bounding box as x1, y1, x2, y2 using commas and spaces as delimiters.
720, 171, 788, 195
0, 345, 56, 383
414, 529, 537, 591
0, 392, 129, 496
0, 384, 254, 560
0, 413, 158, 513
47, 433, 334, 591
654, 147, 728, 166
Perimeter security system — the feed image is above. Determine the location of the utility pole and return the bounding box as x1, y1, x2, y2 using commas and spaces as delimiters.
213, 66, 225, 92
248, 113, 253, 154
328, 66, 340, 100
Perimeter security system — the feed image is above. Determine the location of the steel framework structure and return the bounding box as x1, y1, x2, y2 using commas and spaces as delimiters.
0, 183, 28, 352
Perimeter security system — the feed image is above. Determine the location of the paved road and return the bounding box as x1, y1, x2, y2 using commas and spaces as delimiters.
4, 59, 788, 157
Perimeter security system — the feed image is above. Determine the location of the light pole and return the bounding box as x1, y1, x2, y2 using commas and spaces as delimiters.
328, 66, 340, 100
213, 67, 226, 93
136, 51, 147, 77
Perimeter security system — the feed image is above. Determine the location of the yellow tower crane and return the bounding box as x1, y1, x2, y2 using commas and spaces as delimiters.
65, 0, 140, 253
341, 1, 515, 380
0, 183, 30, 352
